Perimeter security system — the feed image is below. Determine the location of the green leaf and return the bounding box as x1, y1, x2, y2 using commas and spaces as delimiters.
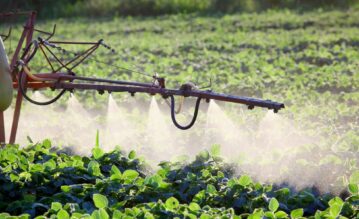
93, 193, 109, 208
193, 190, 206, 203
264, 211, 276, 219
122, 169, 139, 181
92, 147, 104, 159
197, 150, 210, 161
91, 209, 109, 219
88, 160, 102, 176
95, 130, 100, 148
43, 159, 56, 170
248, 209, 264, 219
110, 165, 122, 180
227, 178, 238, 188
238, 175, 252, 187
202, 169, 210, 178
328, 197, 344, 207
200, 214, 211, 219
348, 183, 358, 194
329, 203, 343, 217
71, 213, 84, 219
290, 208, 304, 218
9, 173, 19, 182
128, 150, 136, 159
51, 202, 62, 211
275, 211, 288, 218
165, 197, 179, 210
18, 214, 31, 219
189, 202, 201, 212
210, 144, 221, 157
144, 212, 155, 219
61, 185, 71, 193
349, 170, 359, 184
42, 139, 52, 148
269, 198, 279, 212
112, 210, 124, 219
206, 184, 217, 194
57, 209, 69, 219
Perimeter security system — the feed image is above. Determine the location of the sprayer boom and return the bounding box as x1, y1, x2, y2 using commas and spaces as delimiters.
51, 82, 284, 112
0, 10, 285, 144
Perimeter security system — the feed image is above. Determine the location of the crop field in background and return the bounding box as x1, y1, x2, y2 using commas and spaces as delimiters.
1, 9, 358, 218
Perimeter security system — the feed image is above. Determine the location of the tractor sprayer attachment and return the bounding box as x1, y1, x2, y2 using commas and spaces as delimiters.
0, 11, 284, 144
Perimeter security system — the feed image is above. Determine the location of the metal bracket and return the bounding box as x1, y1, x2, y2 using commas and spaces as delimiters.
34, 24, 56, 40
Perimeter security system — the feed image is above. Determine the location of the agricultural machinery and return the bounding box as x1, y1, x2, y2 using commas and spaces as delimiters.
0, 11, 284, 145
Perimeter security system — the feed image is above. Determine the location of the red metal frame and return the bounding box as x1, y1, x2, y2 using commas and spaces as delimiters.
1, 11, 36, 144
0, 11, 107, 143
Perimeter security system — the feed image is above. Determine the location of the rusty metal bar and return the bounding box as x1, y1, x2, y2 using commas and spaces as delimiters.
12, 73, 157, 88
42, 43, 71, 71
10, 19, 29, 73
9, 90, 23, 144
9, 11, 37, 144
39, 44, 55, 72
49, 41, 99, 45
69, 44, 99, 70
34, 24, 56, 40
0, 11, 35, 17
13, 82, 54, 89
52, 82, 285, 111
65, 75, 157, 88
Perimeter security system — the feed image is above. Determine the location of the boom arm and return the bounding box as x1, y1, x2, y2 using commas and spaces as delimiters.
15, 68, 285, 130
1, 10, 285, 144
51, 82, 284, 112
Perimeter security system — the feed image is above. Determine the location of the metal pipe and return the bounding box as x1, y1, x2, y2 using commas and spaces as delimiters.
9, 11, 36, 144
0, 11, 35, 17
9, 91, 23, 144
14, 73, 158, 88
49, 41, 99, 45
52, 82, 285, 111
69, 75, 158, 88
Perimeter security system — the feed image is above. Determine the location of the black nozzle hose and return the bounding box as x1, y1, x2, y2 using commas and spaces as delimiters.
18, 71, 66, 105
170, 95, 201, 130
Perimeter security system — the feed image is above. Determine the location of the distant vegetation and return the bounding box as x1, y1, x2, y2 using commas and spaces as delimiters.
1, 0, 359, 18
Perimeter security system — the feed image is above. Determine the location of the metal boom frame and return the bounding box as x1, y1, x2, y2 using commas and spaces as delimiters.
0, 11, 285, 144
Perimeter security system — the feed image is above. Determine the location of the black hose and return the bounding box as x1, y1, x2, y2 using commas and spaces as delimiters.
21, 40, 38, 62
18, 71, 67, 106
170, 95, 201, 130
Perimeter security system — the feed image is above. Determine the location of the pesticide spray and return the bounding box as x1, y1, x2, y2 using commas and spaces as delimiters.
7, 92, 348, 193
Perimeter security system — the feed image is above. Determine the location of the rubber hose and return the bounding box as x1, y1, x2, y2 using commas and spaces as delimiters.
18, 70, 66, 106
170, 95, 201, 130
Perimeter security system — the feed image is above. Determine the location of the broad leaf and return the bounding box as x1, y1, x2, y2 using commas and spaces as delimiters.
122, 169, 139, 181
128, 150, 136, 159
290, 208, 304, 218
238, 175, 252, 187
57, 209, 70, 219
93, 193, 109, 208
51, 202, 62, 211
269, 198, 279, 212
165, 197, 179, 210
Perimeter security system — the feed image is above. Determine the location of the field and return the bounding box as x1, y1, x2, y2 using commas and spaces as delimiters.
1, 9, 359, 218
